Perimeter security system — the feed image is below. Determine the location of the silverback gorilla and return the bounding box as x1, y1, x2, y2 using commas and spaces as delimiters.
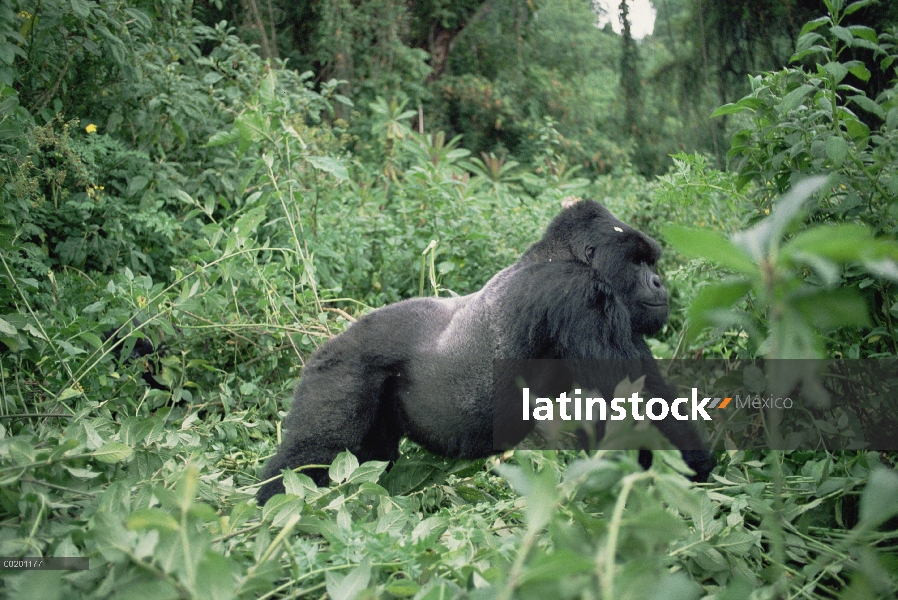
257, 200, 715, 503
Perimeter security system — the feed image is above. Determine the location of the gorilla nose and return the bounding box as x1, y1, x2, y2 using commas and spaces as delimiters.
647, 272, 663, 289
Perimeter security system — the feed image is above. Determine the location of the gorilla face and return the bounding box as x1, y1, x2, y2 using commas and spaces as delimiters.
625, 259, 669, 335
575, 210, 669, 336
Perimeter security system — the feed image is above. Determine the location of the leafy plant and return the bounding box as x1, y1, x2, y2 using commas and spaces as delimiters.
665, 176, 898, 358
713, 0, 898, 229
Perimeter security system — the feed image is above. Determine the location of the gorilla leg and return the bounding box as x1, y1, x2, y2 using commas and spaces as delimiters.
256, 355, 404, 504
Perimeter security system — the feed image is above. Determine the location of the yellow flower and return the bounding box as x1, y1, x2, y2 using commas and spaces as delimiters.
85, 123, 97, 134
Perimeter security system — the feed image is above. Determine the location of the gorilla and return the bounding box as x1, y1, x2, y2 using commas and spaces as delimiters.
257, 200, 715, 504
103, 320, 168, 390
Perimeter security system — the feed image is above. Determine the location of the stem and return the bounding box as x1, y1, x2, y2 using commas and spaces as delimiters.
598, 470, 649, 598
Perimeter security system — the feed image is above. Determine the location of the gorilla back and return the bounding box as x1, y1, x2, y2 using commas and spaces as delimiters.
257, 200, 715, 504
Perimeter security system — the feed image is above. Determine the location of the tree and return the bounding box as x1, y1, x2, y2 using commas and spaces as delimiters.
619, 0, 652, 174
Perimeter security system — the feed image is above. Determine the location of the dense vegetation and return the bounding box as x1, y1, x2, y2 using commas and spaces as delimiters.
0, 0, 896, 598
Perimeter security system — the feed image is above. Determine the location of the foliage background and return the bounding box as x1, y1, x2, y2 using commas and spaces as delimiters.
0, 0, 897, 598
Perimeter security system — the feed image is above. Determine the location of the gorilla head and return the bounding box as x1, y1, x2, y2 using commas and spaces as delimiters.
256, 200, 714, 504
520, 201, 669, 335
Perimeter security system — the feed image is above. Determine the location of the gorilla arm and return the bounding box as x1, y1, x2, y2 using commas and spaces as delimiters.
495, 260, 715, 481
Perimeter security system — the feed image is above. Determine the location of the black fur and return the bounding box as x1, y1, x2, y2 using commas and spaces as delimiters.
103, 320, 168, 390
257, 201, 715, 503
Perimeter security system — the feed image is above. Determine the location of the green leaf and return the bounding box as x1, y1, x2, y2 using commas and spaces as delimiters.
326, 559, 372, 600
847, 63, 871, 82
496, 463, 558, 530
281, 470, 312, 498
233, 205, 266, 242
792, 46, 832, 62
686, 279, 752, 338
329, 451, 359, 483
94, 25, 126, 66
346, 460, 388, 484
517, 550, 596, 585
780, 84, 817, 112
824, 135, 848, 167
93, 442, 134, 464
0, 95, 18, 116
768, 307, 824, 358
795, 32, 824, 53
189, 503, 218, 522
127, 508, 180, 532
261, 494, 303, 525
716, 531, 759, 554
794, 288, 870, 330
663, 225, 758, 275
843, 0, 874, 16
8, 439, 35, 465
741, 364, 766, 394
863, 258, 898, 282
799, 16, 831, 37
126, 175, 149, 197
380, 458, 444, 495
847, 25, 878, 43
205, 128, 239, 148
70, 0, 91, 19
781, 223, 872, 263
385, 580, 420, 597
195, 552, 239, 600
57, 340, 85, 357
65, 466, 101, 479
842, 116, 870, 141
822, 62, 848, 83
124, 8, 152, 30
306, 156, 349, 181
225, 502, 255, 534
358, 481, 388, 496
83, 300, 106, 314
0, 317, 16, 336
691, 543, 729, 572
655, 475, 702, 514
858, 468, 898, 529
848, 25, 879, 44
732, 176, 830, 262
259, 71, 277, 106
384, 579, 421, 598
830, 25, 854, 45
690, 494, 720, 536
59, 387, 82, 400
235, 111, 269, 153
175, 467, 199, 511
79, 331, 103, 350
848, 95, 885, 119
710, 103, 746, 118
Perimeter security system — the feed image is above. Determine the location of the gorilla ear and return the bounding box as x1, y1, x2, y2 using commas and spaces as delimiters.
585, 245, 596, 261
